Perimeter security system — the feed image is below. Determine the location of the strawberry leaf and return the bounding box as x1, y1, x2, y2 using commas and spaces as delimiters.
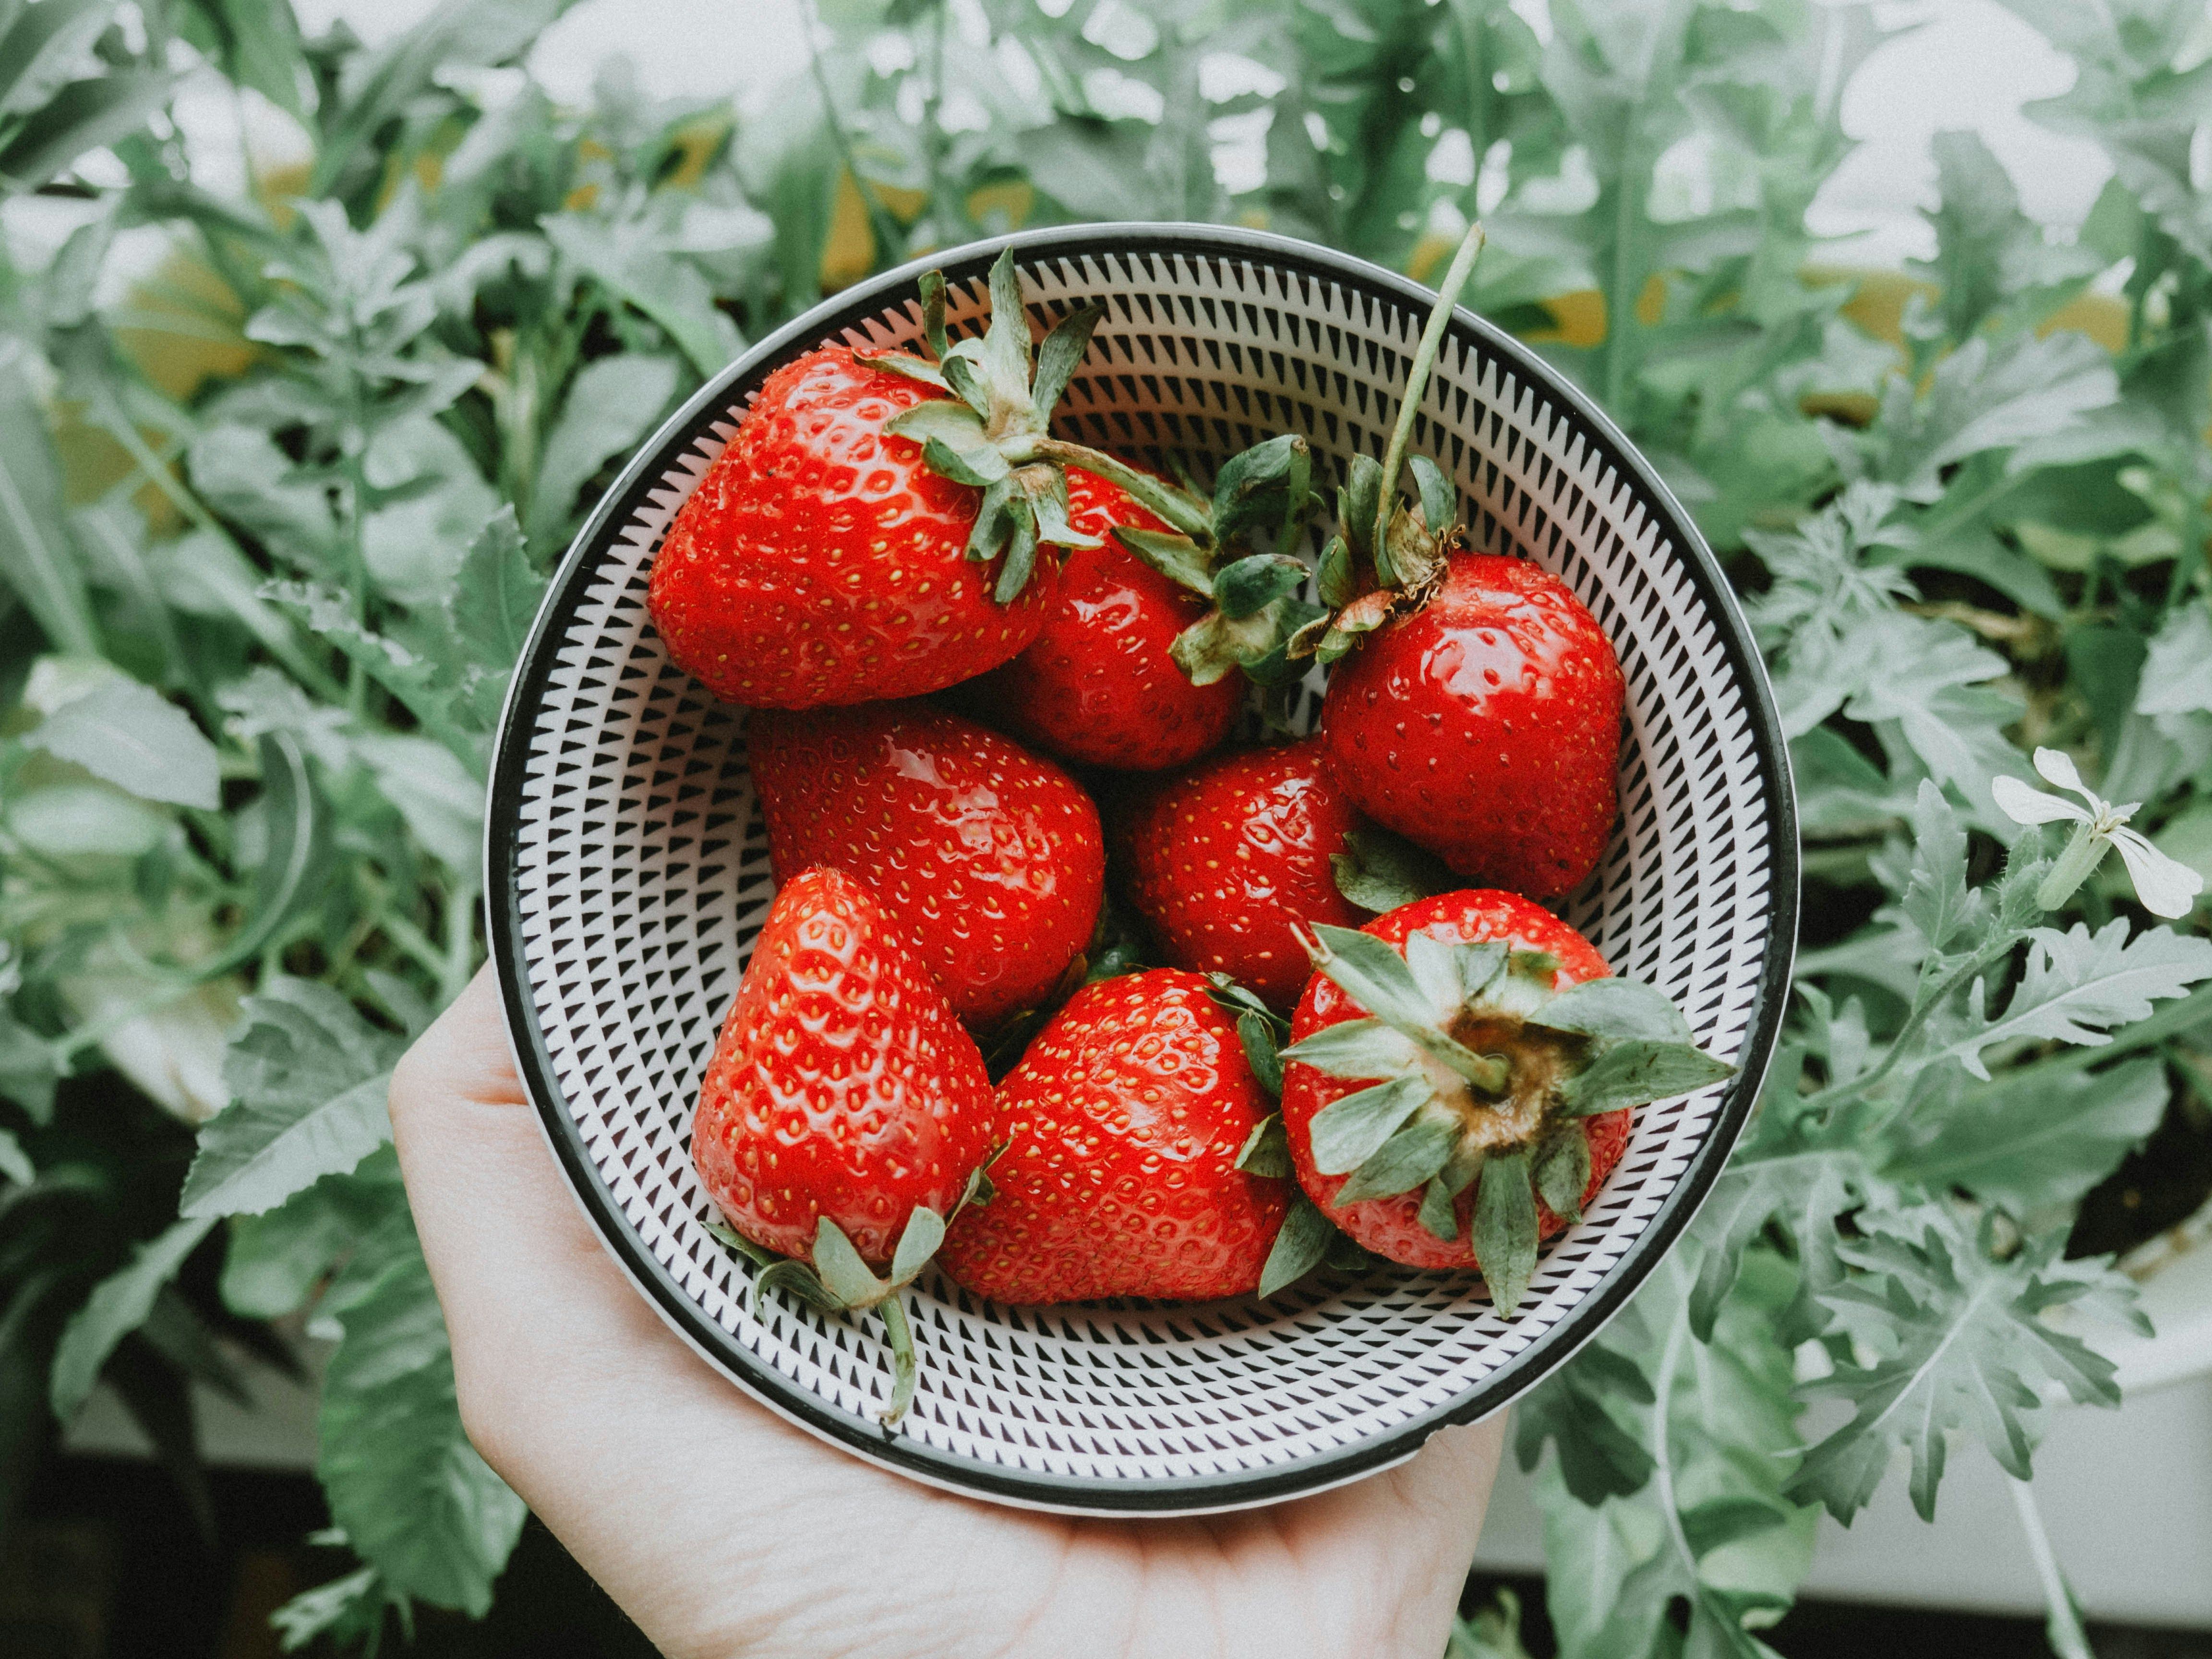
1258, 1193, 1336, 1298
1333, 1112, 1457, 1205
811, 1217, 887, 1308
1474, 1150, 1538, 1315
1331, 825, 1454, 913
1278, 1016, 1421, 1080
1305, 1073, 1431, 1174
1533, 977, 1697, 1044
1533, 1127, 1592, 1226
890, 1205, 946, 1286
1557, 1039, 1735, 1117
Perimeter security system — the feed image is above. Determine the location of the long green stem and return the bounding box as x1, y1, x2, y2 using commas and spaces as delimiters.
1799, 932, 2020, 1117
2009, 1478, 2096, 1659
1374, 222, 1487, 569
877, 1293, 918, 1428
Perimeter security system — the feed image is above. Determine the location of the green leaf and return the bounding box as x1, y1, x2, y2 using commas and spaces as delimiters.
1301, 923, 1442, 1031
0, 1127, 31, 1187
1887, 1058, 2167, 1218
1417, 1174, 1458, 1241
1473, 1149, 1538, 1315
0, 72, 172, 196
1211, 553, 1307, 621
1305, 1073, 1430, 1175
27, 677, 220, 810
1879, 330, 2118, 502
1558, 1039, 1735, 1117
1789, 1209, 2140, 1524
1112, 526, 1214, 595
526, 355, 681, 553
1237, 1011, 1283, 1098
178, 0, 309, 118
0, 0, 123, 119
220, 1155, 400, 1320
1533, 1127, 1592, 1225
1258, 1193, 1335, 1298
1940, 920, 2212, 1081
889, 1204, 945, 1285
1514, 1337, 1656, 1503
753, 1258, 843, 1315
1029, 301, 1104, 417
0, 354, 96, 654
316, 1217, 525, 1613
1330, 825, 1454, 913
811, 1216, 886, 1308
1234, 1113, 1295, 1178
1334, 1112, 1457, 1206
541, 212, 740, 379
1209, 434, 1312, 547
181, 980, 404, 1218
49, 1214, 218, 1419
1535, 977, 1696, 1044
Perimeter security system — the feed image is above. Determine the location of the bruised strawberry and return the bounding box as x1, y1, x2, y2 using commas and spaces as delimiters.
747, 702, 1106, 1029
940, 969, 1288, 1304
649, 345, 1062, 709
1274, 890, 1730, 1313
1319, 553, 1623, 896
979, 468, 1244, 771
1117, 738, 1365, 1008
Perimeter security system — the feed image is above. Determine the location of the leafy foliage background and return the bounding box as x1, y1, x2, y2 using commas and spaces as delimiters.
0, 0, 2209, 1652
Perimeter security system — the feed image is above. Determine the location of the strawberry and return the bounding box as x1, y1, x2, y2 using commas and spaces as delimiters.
691, 866, 998, 1423
1286, 223, 1625, 898
939, 969, 1289, 1304
1116, 738, 1366, 1009
1319, 552, 1623, 896
978, 467, 1245, 770
747, 701, 1106, 1029
1272, 890, 1731, 1314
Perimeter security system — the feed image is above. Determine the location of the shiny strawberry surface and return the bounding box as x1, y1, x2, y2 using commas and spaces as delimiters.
747, 702, 1105, 1029
691, 867, 996, 1265
941, 969, 1289, 1303
649, 347, 1060, 709
1117, 738, 1366, 1009
1320, 553, 1624, 898
982, 469, 1243, 771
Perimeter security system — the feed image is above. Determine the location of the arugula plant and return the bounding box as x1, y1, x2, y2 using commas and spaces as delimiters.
0, 0, 2208, 1652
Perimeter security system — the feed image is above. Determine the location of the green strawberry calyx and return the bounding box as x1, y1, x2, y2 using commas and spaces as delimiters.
1278, 922, 1734, 1316
1286, 221, 1489, 669
859, 248, 1322, 683
712, 1156, 999, 1429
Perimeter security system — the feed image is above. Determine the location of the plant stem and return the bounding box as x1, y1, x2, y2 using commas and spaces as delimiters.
802, 0, 905, 272
1374, 221, 1487, 570
877, 1293, 918, 1428
2009, 1477, 2097, 1659
1799, 932, 2020, 1117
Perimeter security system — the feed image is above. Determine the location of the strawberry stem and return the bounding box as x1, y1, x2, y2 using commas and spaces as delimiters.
1373, 222, 1487, 579
878, 1293, 919, 1429
1021, 436, 1214, 541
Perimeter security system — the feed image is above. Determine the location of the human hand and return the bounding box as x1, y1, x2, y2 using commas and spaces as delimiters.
390, 967, 1504, 1659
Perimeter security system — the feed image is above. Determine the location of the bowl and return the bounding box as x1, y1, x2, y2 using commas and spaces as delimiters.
485, 224, 1799, 1516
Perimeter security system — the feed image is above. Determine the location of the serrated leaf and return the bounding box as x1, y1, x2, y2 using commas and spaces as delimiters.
316, 1220, 524, 1614
182, 980, 403, 1218
1900, 779, 1975, 956
1940, 919, 2212, 1080
1258, 1193, 1335, 1297
1515, 1338, 1656, 1502
49, 1214, 219, 1418
1305, 1072, 1430, 1174
28, 677, 221, 810
1789, 1209, 2138, 1524
1886, 1058, 2167, 1218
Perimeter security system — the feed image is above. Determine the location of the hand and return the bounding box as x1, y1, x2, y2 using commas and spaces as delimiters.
390, 967, 1503, 1659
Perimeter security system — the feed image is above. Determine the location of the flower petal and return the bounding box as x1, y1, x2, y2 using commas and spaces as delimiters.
1992, 775, 2088, 827
2110, 827, 2204, 920
2032, 746, 2092, 803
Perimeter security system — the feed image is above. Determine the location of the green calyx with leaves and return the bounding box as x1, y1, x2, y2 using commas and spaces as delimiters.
1280, 923, 1734, 1315
708, 1159, 996, 1430
1289, 222, 1491, 669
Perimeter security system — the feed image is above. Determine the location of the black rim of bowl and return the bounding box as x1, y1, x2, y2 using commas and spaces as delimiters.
484, 222, 1803, 1515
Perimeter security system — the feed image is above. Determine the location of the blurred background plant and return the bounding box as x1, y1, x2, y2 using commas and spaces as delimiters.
1, 0, 2209, 1653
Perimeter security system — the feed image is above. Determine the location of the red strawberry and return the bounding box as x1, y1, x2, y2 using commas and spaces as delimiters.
1117, 738, 1365, 1009
1286, 224, 1624, 898
1275, 890, 1730, 1313
649, 344, 1062, 708
978, 468, 1244, 770
939, 969, 1289, 1304
747, 702, 1106, 1029
1319, 552, 1623, 896
691, 867, 998, 1425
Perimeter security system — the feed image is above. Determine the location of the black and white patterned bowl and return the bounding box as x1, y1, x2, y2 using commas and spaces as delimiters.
486, 225, 1798, 1516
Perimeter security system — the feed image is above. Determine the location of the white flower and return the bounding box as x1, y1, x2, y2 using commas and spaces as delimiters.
1992, 747, 2204, 919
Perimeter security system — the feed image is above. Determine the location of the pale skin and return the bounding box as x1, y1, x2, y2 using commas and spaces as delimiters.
389, 967, 1504, 1659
